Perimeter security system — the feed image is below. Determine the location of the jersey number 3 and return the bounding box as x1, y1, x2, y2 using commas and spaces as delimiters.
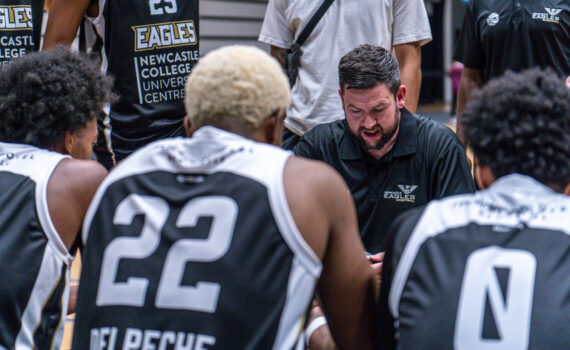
96, 194, 238, 313
149, 0, 177, 15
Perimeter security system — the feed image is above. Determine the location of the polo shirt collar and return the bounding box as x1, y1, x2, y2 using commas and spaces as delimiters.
338, 107, 417, 161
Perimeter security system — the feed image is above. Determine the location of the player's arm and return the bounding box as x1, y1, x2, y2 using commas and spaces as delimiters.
456, 67, 485, 144
394, 41, 422, 113
316, 169, 377, 349
270, 45, 288, 68
47, 158, 107, 250
286, 157, 377, 349
42, 0, 92, 49
48, 159, 106, 315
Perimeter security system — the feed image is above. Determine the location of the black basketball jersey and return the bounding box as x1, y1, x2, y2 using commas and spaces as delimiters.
85, 0, 199, 166
0, 143, 73, 350
73, 127, 321, 350
0, 0, 43, 66
377, 174, 570, 349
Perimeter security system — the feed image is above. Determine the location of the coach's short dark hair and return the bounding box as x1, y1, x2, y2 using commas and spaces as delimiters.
338, 44, 400, 96
0, 46, 115, 149
462, 68, 570, 190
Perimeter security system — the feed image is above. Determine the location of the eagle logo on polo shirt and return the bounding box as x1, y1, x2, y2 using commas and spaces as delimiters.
384, 185, 418, 203
533, 8, 562, 23
486, 13, 500, 26
397, 185, 418, 195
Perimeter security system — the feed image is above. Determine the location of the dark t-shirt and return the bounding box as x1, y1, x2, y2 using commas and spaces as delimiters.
454, 0, 570, 81
294, 109, 476, 252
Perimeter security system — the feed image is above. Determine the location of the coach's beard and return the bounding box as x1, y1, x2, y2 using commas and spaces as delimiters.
353, 106, 401, 151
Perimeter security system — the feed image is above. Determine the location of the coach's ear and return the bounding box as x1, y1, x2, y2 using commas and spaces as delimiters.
564, 183, 570, 196
184, 116, 194, 137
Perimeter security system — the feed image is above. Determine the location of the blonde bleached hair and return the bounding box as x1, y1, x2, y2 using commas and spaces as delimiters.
184, 45, 290, 130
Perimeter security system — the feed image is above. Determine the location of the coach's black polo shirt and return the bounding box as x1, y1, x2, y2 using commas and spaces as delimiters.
294, 109, 476, 253
454, 0, 570, 81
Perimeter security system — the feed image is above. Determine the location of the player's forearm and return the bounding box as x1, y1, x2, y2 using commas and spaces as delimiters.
395, 43, 422, 113
270, 45, 288, 68
456, 68, 485, 143
42, 0, 91, 49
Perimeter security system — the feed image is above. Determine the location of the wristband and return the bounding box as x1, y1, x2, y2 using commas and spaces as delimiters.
305, 316, 327, 348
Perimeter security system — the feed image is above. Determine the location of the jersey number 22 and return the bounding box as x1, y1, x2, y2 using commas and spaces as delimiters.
95, 194, 238, 313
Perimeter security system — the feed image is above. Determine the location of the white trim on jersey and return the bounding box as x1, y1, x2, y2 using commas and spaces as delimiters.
86, 3, 116, 165
0, 143, 73, 265
14, 244, 70, 349
0, 143, 73, 350
267, 153, 322, 276
388, 174, 570, 318
272, 257, 319, 349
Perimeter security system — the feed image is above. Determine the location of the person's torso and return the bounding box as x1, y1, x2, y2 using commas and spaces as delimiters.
473, 0, 570, 80
299, 115, 463, 253
87, 0, 199, 156
0, 143, 72, 350
0, 0, 42, 66
72, 128, 321, 350
389, 175, 570, 349
282, 0, 397, 134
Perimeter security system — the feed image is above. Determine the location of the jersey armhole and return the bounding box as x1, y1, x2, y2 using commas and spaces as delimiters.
35, 156, 74, 267
267, 155, 322, 278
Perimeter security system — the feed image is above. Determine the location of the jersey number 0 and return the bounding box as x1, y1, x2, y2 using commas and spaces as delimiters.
454, 246, 537, 350
95, 194, 238, 313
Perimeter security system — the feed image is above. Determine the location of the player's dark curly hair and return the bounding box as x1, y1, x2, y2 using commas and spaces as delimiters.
0, 46, 115, 149
462, 68, 570, 191
338, 44, 400, 96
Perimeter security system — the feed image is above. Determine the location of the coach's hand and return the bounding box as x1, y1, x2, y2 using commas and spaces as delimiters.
369, 252, 384, 285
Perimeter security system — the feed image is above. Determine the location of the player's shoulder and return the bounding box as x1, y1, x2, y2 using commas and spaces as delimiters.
52, 158, 108, 193
286, 155, 349, 197
413, 113, 463, 153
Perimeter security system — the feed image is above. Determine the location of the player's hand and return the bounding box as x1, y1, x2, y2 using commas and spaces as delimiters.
305, 304, 336, 350
369, 252, 384, 285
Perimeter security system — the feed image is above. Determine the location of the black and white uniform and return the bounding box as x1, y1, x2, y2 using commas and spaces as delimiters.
73, 127, 321, 350
0, 143, 72, 350
376, 174, 570, 349
85, 0, 199, 168
0, 0, 44, 66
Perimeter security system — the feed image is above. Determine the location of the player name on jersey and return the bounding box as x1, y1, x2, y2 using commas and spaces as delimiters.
90, 327, 215, 350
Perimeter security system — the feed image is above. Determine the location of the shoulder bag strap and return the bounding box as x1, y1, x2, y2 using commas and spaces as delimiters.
295, 0, 334, 46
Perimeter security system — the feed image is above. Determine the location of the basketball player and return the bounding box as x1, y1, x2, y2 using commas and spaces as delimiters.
376, 68, 570, 349
0, 47, 112, 349
42, 0, 199, 169
72, 45, 377, 350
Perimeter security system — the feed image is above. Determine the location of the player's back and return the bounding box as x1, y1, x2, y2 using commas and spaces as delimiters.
73, 127, 322, 350
0, 143, 72, 349
384, 174, 570, 350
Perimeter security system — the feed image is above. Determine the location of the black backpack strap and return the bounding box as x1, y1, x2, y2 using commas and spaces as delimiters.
31, 0, 44, 50
295, 0, 334, 46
